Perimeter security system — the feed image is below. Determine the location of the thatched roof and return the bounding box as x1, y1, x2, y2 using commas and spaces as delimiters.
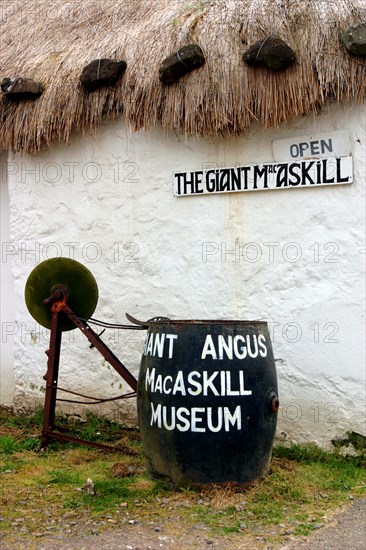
0, 0, 365, 153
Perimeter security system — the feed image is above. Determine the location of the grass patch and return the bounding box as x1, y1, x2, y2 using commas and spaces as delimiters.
0, 435, 21, 454
56, 411, 131, 444
274, 442, 365, 467
0, 407, 365, 546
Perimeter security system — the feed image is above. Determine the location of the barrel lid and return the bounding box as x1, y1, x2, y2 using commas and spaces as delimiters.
126, 313, 268, 328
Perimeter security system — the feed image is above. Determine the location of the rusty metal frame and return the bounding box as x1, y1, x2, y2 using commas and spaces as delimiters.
41, 297, 138, 451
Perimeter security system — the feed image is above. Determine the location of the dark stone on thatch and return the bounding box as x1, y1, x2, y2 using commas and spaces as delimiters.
341, 23, 366, 56
80, 59, 127, 91
243, 36, 296, 70
1, 77, 44, 100
159, 44, 205, 85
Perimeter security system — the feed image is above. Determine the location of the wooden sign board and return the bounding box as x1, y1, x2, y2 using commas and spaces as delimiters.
173, 156, 353, 197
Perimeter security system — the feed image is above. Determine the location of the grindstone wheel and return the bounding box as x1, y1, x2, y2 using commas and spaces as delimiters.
25, 257, 99, 331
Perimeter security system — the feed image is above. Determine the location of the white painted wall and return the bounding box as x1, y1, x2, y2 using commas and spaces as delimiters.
0, 152, 16, 406
5, 101, 365, 446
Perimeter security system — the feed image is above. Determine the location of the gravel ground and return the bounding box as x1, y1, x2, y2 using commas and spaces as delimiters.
282, 498, 366, 550
1, 499, 365, 550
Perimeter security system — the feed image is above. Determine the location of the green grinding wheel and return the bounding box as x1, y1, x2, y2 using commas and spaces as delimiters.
25, 258, 99, 331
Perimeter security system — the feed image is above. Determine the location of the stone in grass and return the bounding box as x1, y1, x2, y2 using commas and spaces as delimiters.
243, 36, 296, 70
193, 523, 208, 530
341, 24, 366, 56
81, 478, 95, 495
1, 77, 44, 100
80, 59, 127, 91
159, 44, 205, 85
112, 462, 136, 478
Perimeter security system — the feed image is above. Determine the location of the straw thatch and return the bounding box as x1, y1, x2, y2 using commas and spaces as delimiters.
0, 0, 365, 153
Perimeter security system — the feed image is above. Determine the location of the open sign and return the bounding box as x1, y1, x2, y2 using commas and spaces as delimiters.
272, 131, 351, 161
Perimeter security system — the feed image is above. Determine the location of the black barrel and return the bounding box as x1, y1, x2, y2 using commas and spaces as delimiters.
137, 320, 279, 486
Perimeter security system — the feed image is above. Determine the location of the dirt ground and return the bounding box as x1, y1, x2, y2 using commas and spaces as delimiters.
1, 498, 365, 550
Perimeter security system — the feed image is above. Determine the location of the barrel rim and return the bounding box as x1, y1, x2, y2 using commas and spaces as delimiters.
146, 319, 268, 327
